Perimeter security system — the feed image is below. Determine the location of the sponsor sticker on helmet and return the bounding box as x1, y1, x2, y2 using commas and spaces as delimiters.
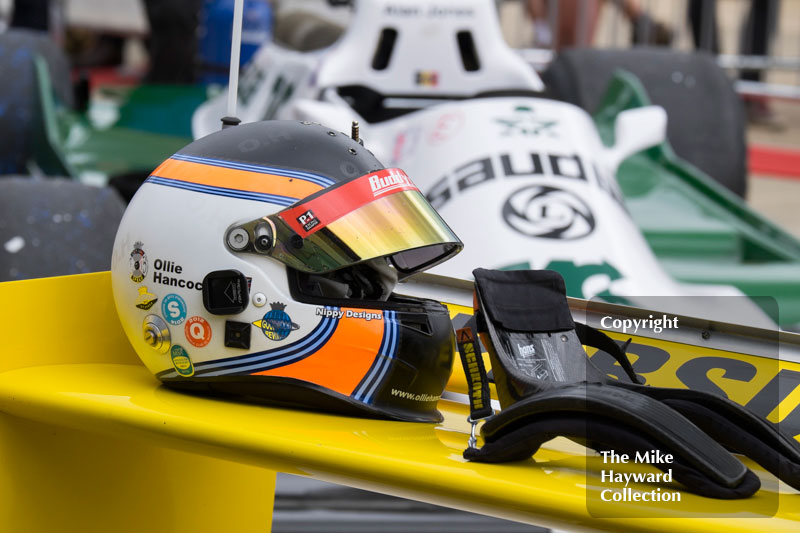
296, 209, 319, 232
252, 302, 300, 341
280, 168, 419, 238
161, 293, 187, 325
315, 307, 383, 321
135, 286, 158, 310
185, 316, 212, 347
170, 345, 194, 377
129, 241, 147, 282
152, 258, 203, 290
367, 169, 414, 197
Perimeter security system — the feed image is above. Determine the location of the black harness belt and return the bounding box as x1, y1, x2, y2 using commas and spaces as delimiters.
456, 268, 800, 499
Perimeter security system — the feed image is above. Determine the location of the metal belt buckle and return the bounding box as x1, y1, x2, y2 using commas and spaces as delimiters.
466, 412, 494, 450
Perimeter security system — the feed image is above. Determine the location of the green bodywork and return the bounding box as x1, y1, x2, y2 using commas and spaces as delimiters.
595, 71, 800, 327
33, 57, 202, 183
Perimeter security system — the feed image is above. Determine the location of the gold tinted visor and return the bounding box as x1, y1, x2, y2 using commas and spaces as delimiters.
266, 169, 462, 278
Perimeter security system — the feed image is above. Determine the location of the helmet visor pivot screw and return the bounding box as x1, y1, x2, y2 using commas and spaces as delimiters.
227, 227, 250, 251
253, 223, 273, 252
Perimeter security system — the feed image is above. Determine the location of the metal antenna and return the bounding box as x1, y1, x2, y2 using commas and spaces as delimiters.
351, 121, 360, 143
221, 0, 244, 128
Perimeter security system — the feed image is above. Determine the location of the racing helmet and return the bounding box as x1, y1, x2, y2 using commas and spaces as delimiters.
111, 120, 463, 422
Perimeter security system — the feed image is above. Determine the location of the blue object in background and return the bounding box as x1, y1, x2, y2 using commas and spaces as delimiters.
198, 0, 272, 86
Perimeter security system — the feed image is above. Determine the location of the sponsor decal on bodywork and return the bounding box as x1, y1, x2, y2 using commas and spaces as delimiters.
384, 4, 474, 17
498, 260, 631, 305
495, 105, 558, 137
391, 126, 422, 164
426, 151, 622, 210
502, 185, 596, 240
415, 70, 439, 87
428, 111, 464, 145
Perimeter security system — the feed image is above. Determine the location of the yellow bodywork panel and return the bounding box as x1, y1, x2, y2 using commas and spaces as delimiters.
0, 414, 276, 533
1, 272, 799, 532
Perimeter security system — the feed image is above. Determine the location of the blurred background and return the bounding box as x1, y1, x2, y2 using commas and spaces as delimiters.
0, 0, 797, 229
0, 1, 798, 531
498, 0, 800, 236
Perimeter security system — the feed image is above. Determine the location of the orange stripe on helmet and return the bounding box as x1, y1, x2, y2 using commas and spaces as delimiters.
151, 158, 324, 199
252, 308, 385, 396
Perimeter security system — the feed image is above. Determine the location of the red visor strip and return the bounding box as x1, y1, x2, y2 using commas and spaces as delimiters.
280, 168, 419, 238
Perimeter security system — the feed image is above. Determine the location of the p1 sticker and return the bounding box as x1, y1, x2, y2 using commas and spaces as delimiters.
185, 316, 212, 347
161, 293, 187, 325
135, 286, 158, 310
170, 345, 195, 377
296, 209, 319, 232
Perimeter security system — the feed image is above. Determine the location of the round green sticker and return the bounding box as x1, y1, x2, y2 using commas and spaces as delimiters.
170, 345, 195, 377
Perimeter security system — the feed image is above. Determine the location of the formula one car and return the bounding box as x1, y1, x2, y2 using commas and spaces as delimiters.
194, 0, 800, 328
